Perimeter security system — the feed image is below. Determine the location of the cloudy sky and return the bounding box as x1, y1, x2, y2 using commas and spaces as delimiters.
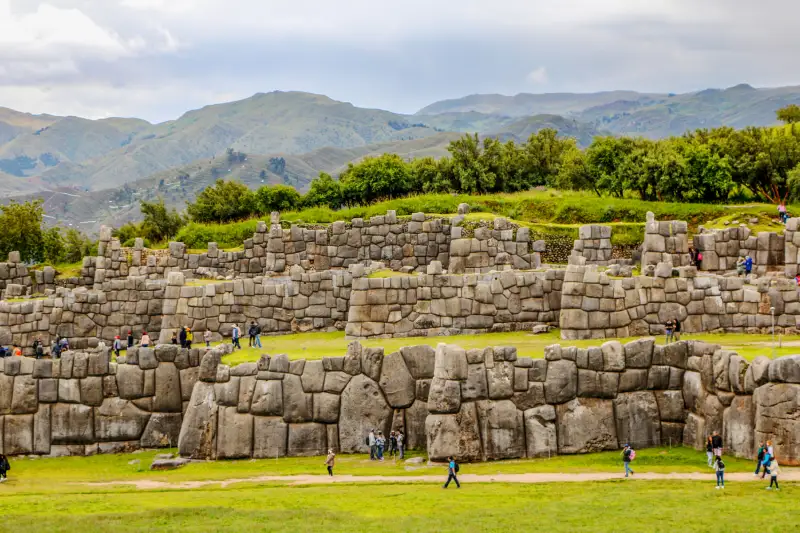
2, 0, 798, 123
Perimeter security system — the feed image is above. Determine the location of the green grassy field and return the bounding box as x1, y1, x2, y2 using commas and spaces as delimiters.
0, 448, 794, 533
218, 330, 798, 366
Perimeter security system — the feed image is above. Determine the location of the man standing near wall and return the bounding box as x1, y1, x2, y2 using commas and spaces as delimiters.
368, 430, 376, 460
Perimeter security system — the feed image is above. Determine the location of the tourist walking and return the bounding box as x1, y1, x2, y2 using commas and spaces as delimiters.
0, 454, 9, 482
376, 431, 386, 460
714, 456, 725, 489
179, 327, 187, 348
755, 442, 766, 476
397, 431, 405, 460
248, 321, 258, 347
622, 444, 635, 477
325, 449, 336, 477
766, 458, 780, 490
368, 430, 376, 460
33, 337, 44, 359
113, 336, 122, 358
231, 324, 241, 350
204, 328, 212, 347
389, 431, 398, 457
254, 322, 262, 348
443, 456, 460, 489
706, 436, 714, 467
185, 328, 193, 349
140, 331, 151, 347
760, 443, 773, 479
673, 318, 681, 341
778, 202, 788, 224
665, 319, 674, 344
711, 431, 723, 458
127, 331, 134, 348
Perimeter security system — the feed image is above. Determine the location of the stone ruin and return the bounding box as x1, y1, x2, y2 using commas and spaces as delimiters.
1, 339, 798, 466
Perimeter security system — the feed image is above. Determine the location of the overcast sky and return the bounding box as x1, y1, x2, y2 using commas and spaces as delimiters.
2, 0, 799, 123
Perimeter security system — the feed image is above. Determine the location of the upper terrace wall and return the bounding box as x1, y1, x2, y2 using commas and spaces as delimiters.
693, 226, 784, 275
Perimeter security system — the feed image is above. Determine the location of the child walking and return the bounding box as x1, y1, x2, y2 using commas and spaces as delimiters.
325, 449, 335, 477
714, 456, 725, 489
766, 458, 779, 490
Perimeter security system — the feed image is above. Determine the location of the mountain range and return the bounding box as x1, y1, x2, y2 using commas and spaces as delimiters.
2, 83, 799, 231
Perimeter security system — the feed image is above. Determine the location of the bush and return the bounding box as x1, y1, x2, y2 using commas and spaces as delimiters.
255, 185, 303, 214
176, 220, 259, 249
187, 179, 256, 223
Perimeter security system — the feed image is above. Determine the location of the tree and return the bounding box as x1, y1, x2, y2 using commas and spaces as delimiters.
187, 179, 257, 223
777, 104, 800, 124
447, 133, 495, 193
140, 198, 184, 242
62, 229, 96, 262
42, 227, 66, 264
554, 146, 600, 195
303, 172, 343, 209
255, 184, 303, 213
338, 154, 412, 205
0, 200, 45, 263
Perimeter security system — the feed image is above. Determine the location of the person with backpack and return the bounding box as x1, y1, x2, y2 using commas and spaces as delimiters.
714, 456, 725, 489
248, 322, 258, 347
754, 442, 766, 476
622, 444, 635, 477
760, 444, 773, 479
179, 327, 187, 348
766, 458, 780, 490
0, 454, 10, 482
443, 456, 460, 489
325, 449, 336, 477
33, 337, 44, 359
367, 430, 376, 460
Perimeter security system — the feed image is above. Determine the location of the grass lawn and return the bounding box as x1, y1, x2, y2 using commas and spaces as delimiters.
218, 330, 799, 366
0, 448, 794, 532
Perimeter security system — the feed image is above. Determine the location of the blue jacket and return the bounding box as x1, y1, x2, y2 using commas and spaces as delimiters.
745, 257, 753, 270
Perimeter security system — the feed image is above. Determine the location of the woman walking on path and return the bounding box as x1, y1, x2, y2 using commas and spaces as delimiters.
714, 456, 725, 489
706, 436, 714, 467
766, 458, 780, 490
622, 444, 635, 477
324, 449, 335, 477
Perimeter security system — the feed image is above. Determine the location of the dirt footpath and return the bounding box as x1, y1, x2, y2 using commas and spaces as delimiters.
86, 471, 800, 490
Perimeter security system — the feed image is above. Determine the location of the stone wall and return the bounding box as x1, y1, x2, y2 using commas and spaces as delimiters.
693, 226, 784, 275
783, 218, 800, 278
0, 343, 220, 456
560, 264, 800, 340
571, 225, 613, 265
448, 218, 543, 273
641, 213, 690, 269
174, 339, 800, 465
0, 252, 32, 297
345, 270, 563, 338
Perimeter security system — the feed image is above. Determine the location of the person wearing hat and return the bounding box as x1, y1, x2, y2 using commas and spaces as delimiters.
113, 335, 122, 358
185, 327, 193, 349
325, 449, 336, 477
622, 444, 635, 477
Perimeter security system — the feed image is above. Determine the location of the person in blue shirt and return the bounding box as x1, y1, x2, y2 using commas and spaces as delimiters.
443, 456, 460, 489
745, 255, 753, 276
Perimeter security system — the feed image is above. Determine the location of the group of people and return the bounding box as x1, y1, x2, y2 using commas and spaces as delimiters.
664, 318, 681, 344
704, 432, 781, 490
735, 255, 754, 277
0, 336, 69, 359
688, 247, 703, 269
366, 429, 405, 461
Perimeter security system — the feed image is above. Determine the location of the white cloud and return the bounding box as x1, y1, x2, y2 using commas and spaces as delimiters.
526, 67, 548, 85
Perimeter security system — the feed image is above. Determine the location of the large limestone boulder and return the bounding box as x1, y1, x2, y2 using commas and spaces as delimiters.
745, 356, 771, 393
556, 398, 617, 454
253, 417, 288, 458
400, 345, 435, 379
712, 350, 732, 391
216, 407, 254, 459
427, 378, 461, 414
360, 347, 383, 382
300, 360, 325, 392
613, 391, 661, 448
312, 392, 340, 424
433, 344, 468, 380
426, 402, 482, 462
682, 371, 707, 413
288, 423, 327, 457
544, 359, 577, 404
116, 365, 145, 399
476, 400, 525, 460
754, 383, 800, 465
51, 403, 94, 444
379, 352, 416, 408
178, 382, 218, 459
601, 341, 625, 371
94, 398, 150, 441
282, 374, 313, 423
486, 362, 515, 399
683, 412, 706, 450
702, 395, 724, 437
3, 414, 33, 454
462, 363, 489, 401
11, 375, 38, 414
577, 370, 618, 399
153, 363, 183, 412
140, 413, 183, 448
723, 395, 755, 459
768, 355, 800, 383
404, 400, 429, 450
524, 405, 557, 458
655, 390, 685, 422
338, 374, 392, 453
250, 380, 283, 416
624, 338, 654, 368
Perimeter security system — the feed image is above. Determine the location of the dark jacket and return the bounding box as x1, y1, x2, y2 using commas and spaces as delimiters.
712, 435, 723, 448
248, 325, 258, 336
0, 455, 9, 474
179, 330, 187, 344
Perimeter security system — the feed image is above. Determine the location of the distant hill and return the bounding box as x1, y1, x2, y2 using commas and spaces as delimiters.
489, 114, 607, 147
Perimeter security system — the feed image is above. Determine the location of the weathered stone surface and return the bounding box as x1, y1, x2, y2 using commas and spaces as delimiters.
511, 383, 545, 411
215, 376, 241, 407
624, 338, 654, 368
613, 391, 661, 447
683, 412, 706, 449
58, 379, 81, 404
138, 348, 158, 370
556, 398, 617, 454
379, 352, 415, 408
618, 369, 648, 393
476, 400, 525, 460
282, 374, 313, 423
433, 343, 468, 380
754, 383, 800, 465
51, 403, 94, 444
360, 347, 384, 382
251, 380, 283, 416
199, 350, 222, 382
253, 417, 288, 458
601, 341, 625, 372
217, 407, 254, 459
486, 362, 515, 400
577, 370, 618, 399
655, 390, 685, 422
400, 345, 435, 379
300, 360, 325, 393
338, 374, 392, 453
524, 405, 557, 458
661, 422, 684, 446
3, 414, 33, 455
11, 375, 37, 413
702, 394, 724, 437
178, 382, 218, 459
544, 359, 577, 404
723, 395, 755, 459
116, 364, 145, 399
427, 378, 461, 414
768, 354, 800, 383
33, 404, 51, 454
153, 363, 183, 412
313, 392, 340, 423
95, 398, 150, 441
462, 363, 488, 401
79, 376, 104, 407
322, 371, 351, 394
288, 423, 327, 457
662, 341, 688, 369
426, 402, 482, 462
140, 413, 183, 448
745, 356, 771, 393
712, 350, 732, 391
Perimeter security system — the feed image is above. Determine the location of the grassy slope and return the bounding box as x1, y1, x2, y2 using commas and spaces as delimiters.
0, 448, 793, 533
217, 330, 796, 366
